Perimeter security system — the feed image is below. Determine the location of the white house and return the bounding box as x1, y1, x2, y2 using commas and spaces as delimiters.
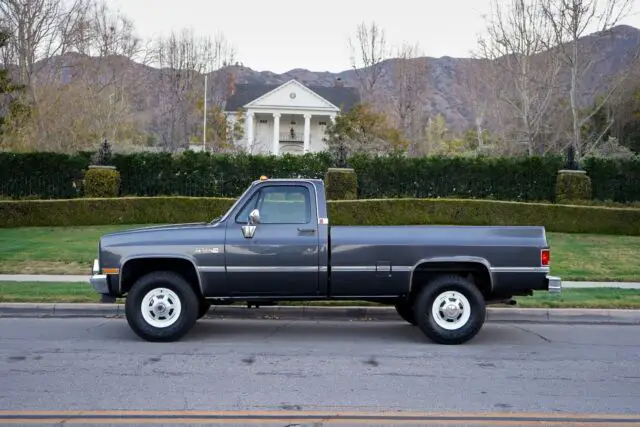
224, 79, 360, 155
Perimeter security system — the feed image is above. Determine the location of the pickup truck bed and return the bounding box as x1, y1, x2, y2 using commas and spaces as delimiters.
90, 177, 561, 345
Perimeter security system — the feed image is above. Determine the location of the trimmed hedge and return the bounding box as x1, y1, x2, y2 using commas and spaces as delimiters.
1, 196, 639, 235
555, 170, 591, 203
2, 150, 639, 203
325, 168, 357, 200
84, 167, 121, 198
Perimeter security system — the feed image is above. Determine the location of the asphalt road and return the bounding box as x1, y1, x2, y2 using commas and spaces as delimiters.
0, 318, 639, 425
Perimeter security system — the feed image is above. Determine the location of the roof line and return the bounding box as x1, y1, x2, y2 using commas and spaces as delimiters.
243, 79, 340, 111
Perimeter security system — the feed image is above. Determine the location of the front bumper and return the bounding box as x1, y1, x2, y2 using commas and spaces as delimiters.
90, 274, 109, 294
90, 258, 109, 294
546, 275, 562, 294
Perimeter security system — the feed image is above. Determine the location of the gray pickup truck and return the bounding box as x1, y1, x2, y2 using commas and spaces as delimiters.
90, 177, 561, 345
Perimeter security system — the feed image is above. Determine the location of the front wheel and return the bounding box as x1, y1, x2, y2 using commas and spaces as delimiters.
125, 271, 199, 342
413, 275, 486, 345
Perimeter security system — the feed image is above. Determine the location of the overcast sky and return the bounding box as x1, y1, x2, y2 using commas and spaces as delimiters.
106, 0, 640, 73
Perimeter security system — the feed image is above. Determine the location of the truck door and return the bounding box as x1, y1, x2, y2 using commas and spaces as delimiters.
224, 182, 320, 296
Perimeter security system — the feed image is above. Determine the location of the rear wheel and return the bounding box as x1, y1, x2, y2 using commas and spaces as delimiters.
125, 271, 199, 342
413, 275, 486, 345
394, 301, 416, 325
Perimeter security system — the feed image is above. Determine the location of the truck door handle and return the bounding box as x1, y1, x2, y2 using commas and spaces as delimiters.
297, 228, 316, 234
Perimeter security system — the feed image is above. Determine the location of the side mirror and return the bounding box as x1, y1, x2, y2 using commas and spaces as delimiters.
242, 209, 260, 238
248, 209, 260, 225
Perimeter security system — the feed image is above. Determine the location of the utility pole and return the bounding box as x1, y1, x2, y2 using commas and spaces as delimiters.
203, 74, 207, 151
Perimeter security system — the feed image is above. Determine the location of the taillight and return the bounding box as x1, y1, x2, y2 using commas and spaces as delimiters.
541, 249, 550, 266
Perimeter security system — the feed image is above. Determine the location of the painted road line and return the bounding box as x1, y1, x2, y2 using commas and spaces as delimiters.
0, 410, 639, 425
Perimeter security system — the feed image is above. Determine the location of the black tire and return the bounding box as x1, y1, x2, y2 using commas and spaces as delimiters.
197, 300, 211, 319
394, 301, 416, 325
413, 274, 486, 345
125, 271, 199, 342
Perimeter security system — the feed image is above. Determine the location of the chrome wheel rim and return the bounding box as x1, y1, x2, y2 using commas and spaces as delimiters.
431, 290, 471, 330
141, 287, 182, 328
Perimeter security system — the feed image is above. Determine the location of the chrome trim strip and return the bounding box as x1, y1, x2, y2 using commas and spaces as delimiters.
330, 266, 413, 272
198, 266, 226, 273
332, 266, 377, 272
491, 266, 550, 273
226, 266, 319, 272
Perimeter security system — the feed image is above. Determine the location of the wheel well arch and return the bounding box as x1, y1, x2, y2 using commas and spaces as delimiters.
119, 256, 203, 296
408, 258, 493, 299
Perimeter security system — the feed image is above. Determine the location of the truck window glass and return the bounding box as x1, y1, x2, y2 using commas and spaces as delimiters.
256, 185, 311, 224
234, 191, 260, 223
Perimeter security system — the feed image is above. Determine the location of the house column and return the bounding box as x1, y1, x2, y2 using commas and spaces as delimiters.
246, 111, 255, 152
329, 113, 336, 123
303, 113, 311, 153
272, 112, 281, 155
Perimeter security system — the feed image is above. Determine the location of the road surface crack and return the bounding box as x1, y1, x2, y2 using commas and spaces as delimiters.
263, 321, 290, 340
510, 325, 552, 342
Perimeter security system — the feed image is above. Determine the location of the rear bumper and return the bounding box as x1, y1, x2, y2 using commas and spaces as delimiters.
546, 275, 562, 294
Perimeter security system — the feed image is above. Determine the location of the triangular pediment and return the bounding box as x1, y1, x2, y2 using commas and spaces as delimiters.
244, 80, 339, 111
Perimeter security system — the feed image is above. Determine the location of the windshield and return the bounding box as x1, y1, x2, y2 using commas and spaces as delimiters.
209, 182, 256, 224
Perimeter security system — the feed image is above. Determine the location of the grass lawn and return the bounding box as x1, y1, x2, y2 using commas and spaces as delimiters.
0, 282, 639, 309
0, 225, 639, 282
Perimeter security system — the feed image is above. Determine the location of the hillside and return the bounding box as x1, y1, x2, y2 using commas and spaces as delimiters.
10, 24, 640, 144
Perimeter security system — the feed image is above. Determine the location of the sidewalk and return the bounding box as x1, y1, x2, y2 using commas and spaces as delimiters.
1, 274, 639, 289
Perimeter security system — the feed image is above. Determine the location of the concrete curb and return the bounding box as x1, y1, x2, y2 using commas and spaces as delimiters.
0, 303, 639, 324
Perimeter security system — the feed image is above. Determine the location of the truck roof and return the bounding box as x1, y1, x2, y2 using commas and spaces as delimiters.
250, 177, 324, 185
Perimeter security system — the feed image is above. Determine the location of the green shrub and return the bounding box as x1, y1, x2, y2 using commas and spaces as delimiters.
583, 156, 640, 203
1, 196, 639, 235
328, 198, 640, 235
325, 168, 357, 200
84, 167, 121, 198
0, 197, 236, 227
1, 151, 639, 203
555, 170, 592, 203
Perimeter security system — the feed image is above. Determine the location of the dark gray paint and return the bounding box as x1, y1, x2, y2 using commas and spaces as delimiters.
93, 178, 556, 301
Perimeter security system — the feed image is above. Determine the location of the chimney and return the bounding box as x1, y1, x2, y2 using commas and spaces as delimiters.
334, 77, 344, 87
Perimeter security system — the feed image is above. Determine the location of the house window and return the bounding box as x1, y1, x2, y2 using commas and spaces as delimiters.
318, 121, 327, 126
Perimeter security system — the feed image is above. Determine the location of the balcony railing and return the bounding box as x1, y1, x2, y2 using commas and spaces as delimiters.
279, 130, 304, 142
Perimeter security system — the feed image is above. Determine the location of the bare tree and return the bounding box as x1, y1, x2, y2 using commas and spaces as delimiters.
0, 0, 90, 92
390, 42, 428, 146
151, 28, 235, 150
348, 21, 389, 105
540, 0, 638, 158
205, 31, 236, 107
476, 0, 561, 155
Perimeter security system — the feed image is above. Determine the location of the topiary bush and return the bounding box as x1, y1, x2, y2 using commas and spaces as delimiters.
84, 166, 121, 198
556, 170, 592, 203
325, 167, 357, 200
